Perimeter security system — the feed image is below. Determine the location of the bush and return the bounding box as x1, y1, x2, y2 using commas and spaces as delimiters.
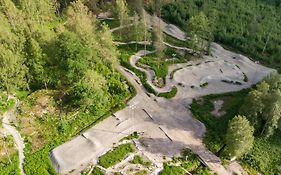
159, 165, 186, 175
98, 143, 135, 168
130, 155, 151, 167
158, 87, 178, 99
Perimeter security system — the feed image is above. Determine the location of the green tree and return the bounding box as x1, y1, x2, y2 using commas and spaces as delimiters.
0, 45, 27, 94
225, 115, 254, 159
24, 36, 46, 89
54, 31, 90, 87
116, 0, 129, 27
240, 73, 281, 137
132, 12, 148, 51
188, 12, 212, 55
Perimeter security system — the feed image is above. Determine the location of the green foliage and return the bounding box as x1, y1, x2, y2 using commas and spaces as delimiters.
130, 155, 151, 167
91, 166, 105, 175
190, 90, 249, 153
188, 12, 213, 54
158, 87, 178, 99
225, 115, 254, 158
0, 93, 15, 113
161, 0, 281, 71
0, 153, 20, 175
135, 170, 148, 175
139, 55, 168, 79
240, 73, 281, 137
159, 165, 186, 175
190, 89, 281, 174
243, 131, 281, 174
98, 143, 135, 168
120, 131, 139, 141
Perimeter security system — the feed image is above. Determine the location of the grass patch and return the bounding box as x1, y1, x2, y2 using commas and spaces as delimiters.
164, 33, 190, 48
0, 93, 15, 114
98, 143, 135, 168
100, 19, 120, 29
91, 166, 105, 175
139, 55, 168, 79
0, 153, 20, 175
120, 131, 139, 142
160, 149, 212, 175
159, 165, 186, 175
158, 87, 178, 99
134, 170, 148, 175
130, 155, 151, 167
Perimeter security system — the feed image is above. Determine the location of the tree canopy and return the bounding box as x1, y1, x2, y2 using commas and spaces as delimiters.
225, 115, 254, 158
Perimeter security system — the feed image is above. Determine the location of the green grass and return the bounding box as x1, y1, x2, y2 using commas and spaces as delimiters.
0, 93, 15, 114
0, 153, 20, 175
134, 170, 148, 175
190, 89, 281, 174
100, 19, 120, 29
98, 143, 135, 168
139, 52, 186, 79
120, 131, 139, 142
130, 155, 151, 167
164, 33, 190, 48
159, 165, 186, 175
160, 149, 212, 175
91, 166, 105, 175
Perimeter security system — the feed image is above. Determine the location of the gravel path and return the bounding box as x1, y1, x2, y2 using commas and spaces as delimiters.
2, 97, 26, 175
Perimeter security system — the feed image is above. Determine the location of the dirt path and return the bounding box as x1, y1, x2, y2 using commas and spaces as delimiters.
2, 97, 26, 175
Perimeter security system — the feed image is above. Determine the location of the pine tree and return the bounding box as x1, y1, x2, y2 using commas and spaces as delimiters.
225, 115, 254, 159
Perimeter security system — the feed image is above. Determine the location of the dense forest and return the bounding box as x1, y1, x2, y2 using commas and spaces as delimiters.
160, 0, 281, 70
0, 0, 133, 174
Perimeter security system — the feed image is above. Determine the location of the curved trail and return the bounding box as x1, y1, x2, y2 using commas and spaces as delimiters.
2, 97, 26, 175
50, 13, 274, 175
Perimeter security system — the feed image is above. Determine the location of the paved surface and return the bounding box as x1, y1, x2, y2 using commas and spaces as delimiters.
2, 97, 26, 175
50, 14, 274, 175
50, 43, 273, 174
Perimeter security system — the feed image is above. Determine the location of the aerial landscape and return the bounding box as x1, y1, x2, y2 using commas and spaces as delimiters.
0, 0, 280, 175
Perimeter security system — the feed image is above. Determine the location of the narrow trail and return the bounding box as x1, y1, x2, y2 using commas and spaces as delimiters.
2, 97, 26, 175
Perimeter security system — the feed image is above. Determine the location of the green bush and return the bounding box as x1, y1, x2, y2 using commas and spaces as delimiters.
98, 143, 135, 168
158, 87, 178, 99
0, 153, 20, 175
91, 166, 105, 175
130, 155, 151, 167
159, 165, 186, 175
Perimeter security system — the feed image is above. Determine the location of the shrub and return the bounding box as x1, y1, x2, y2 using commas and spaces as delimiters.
98, 143, 135, 168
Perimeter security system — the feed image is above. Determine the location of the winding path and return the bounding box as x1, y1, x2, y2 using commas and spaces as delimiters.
2, 97, 26, 175
49, 12, 274, 175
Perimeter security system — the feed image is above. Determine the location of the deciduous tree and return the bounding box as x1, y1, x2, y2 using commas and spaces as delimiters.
225, 115, 254, 159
